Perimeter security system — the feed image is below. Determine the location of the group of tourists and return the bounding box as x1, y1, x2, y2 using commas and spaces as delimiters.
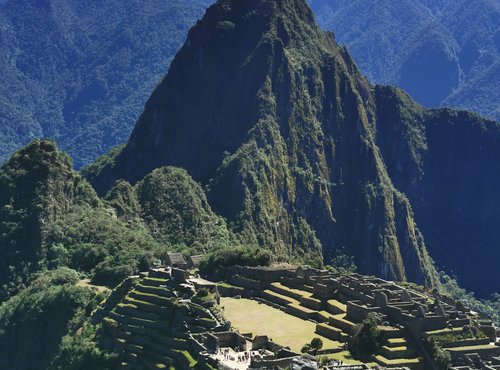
236, 351, 251, 362
217, 347, 252, 363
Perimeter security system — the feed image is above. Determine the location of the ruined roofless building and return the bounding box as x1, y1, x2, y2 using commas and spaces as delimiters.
165, 252, 188, 269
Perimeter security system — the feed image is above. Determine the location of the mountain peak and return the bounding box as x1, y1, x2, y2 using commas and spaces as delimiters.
92, 0, 361, 189
86, 0, 441, 287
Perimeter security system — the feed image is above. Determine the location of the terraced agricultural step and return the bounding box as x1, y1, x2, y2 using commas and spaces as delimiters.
386, 338, 407, 348
124, 352, 139, 364
116, 330, 185, 361
303, 285, 315, 293
115, 303, 161, 321
195, 317, 217, 329
120, 329, 188, 356
129, 290, 174, 307
148, 269, 171, 279
134, 284, 173, 298
329, 314, 356, 334
326, 299, 346, 314
269, 282, 312, 301
300, 296, 323, 310
285, 302, 316, 320
316, 310, 334, 323
142, 348, 174, 368
146, 363, 168, 370
446, 344, 500, 359
123, 297, 172, 317
142, 277, 170, 287
378, 326, 403, 339
122, 343, 145, 356
425, 327, 464, 336
315, 323, 348, 342
109, 310, 170, 332
262, 289, 298, 307
374, 355, 423, 370
147, 332, 189, 350
380, 345, 416, 359
171, 349, 197, 369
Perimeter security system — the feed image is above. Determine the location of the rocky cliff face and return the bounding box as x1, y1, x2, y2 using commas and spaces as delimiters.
375, 86, 500, 297
84, 0, 500, 292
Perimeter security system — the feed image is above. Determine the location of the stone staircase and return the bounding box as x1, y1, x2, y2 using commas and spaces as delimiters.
374, 328, 424, 370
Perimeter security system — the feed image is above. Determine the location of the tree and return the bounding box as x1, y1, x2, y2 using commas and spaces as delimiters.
301, 337, 324, 355
349, 314, 382, 359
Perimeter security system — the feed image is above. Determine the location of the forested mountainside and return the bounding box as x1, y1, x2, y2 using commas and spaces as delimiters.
1, 140, 499, 370
0, 140, 233, 301
86, 0, 500, 299
0, 0, 212, 168
1, 1, 499, 367
310, 0, 500, 120
0, 139, 261, 369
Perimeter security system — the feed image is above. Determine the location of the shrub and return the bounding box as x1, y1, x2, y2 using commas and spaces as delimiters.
199, 245, 272, 279
423, 337, 451, 370
301, 337, 323, 355
349, 314, 382, 359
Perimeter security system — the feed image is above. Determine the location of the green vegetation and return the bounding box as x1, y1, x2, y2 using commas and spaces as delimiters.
349, 314, 383, 360
423, 337, 451, 370
301, 337, 324, 355
439, 273, 500, 325
0, 140, 168, 297
135, 167, 234, 248
0, 0, 212, 168
89, 0, 443, 289
44, 205, 162, 286
429, 325, 487, 347
0, 141, 240, 300
0, 140, 98, 300
0, 268, 107, 370
311, 0, 500, 120
199, 245, 272, 279
49, 322, 117, 370
326, 247, 357, 274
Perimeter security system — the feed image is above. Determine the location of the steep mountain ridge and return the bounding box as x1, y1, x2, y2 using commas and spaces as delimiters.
89, 0, 439, 287
374, 86, 500, 297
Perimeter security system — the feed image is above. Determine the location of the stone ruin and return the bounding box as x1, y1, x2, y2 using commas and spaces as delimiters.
105, 261, 498, 369
214, 264, 500, 370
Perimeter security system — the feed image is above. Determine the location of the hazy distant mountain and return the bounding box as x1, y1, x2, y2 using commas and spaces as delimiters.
1, 0, 497, 170
310, 0, 500, 120
0, 0, 212, 168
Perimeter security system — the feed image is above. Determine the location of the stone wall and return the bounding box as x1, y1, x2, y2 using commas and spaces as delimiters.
206, 331, 247, 352
230, 274, 261, 291
346, 300, 380, 322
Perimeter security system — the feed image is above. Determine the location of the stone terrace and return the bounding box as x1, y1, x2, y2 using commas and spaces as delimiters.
219, 265, 499, 370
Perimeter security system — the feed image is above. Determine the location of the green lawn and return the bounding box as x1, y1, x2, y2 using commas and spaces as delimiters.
221, 297, 341, 352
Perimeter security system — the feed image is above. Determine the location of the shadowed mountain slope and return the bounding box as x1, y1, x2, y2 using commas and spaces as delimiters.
88, 0, 445, 288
